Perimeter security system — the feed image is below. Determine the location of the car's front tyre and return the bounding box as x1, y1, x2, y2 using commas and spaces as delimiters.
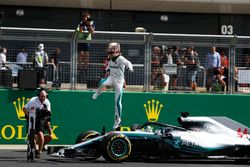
101, 133, 131, 162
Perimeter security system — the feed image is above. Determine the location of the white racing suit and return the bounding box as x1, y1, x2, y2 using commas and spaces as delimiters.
92, 55, 133, 129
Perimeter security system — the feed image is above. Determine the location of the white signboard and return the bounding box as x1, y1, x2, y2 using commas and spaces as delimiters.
238, 70, 250, 84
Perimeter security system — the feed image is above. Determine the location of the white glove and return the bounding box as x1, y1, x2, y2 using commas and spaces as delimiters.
128, 64, 134, 72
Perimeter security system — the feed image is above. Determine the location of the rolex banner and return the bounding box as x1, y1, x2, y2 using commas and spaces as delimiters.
0, 89, 250, 144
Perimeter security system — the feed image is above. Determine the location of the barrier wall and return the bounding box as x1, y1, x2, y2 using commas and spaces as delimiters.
0, 89, 249, 144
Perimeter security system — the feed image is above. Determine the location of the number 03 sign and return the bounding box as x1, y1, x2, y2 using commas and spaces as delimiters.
221, 25, 233, 35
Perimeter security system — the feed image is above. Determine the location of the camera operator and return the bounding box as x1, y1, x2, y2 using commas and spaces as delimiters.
23, 88, 52, 158
77, 12, 95, 83
152, 68, 169, 91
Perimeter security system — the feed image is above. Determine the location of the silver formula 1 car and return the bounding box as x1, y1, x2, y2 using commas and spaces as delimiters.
48, 113, 250, 163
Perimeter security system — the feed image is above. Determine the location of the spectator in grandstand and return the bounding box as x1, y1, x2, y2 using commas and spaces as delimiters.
0, 47, 7, 67
166, 47, 173, 65
23, 88, 52, 158
219, 49, 229, 90
77, 12, 95, 83
171, 46, 183, 89
205, 46, 221, 92
220, 50, 229, 68
190, 46, 199, 56
151, 46, 161, 68
152, 67, 169, 91
159, 45, 174, 65
184, 47, 200, 91
211, 67, 226, 92
50, 47, 60, 68
102, 56, 109, 78
151, 46, 161, 85
92, 42, 133, 130
213, 66, 238, 92
34, 43, 49, 84
50, 47, 60, 83
16, 47, 28, 64
180, 47, 187, 64
160, 46, 177, 90
158, 45, 167, 64
245, 55, 250, 67
34, 43, 48, 67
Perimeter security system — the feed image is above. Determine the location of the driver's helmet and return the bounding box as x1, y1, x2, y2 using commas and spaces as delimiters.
144, 125, 153, 133
107, 42, 121, 57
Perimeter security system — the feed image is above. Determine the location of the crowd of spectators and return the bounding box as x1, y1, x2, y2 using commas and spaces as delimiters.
0, 41, 243, 93
0, 44, 61, 87
151, 45, 201, 92
150, 45, 240, 92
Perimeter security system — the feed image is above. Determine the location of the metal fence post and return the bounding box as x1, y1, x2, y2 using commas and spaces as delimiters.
71, 31, 78, 90
228, 35, 237, 94
143, 33, 153, 92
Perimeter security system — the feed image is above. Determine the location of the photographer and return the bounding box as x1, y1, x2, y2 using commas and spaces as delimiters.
77, 12, 95, 83
152, 68, 169, 91
23, 89, 52, 158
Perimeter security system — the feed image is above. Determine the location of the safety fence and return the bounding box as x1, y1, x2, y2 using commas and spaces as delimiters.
0, 27, 250, 94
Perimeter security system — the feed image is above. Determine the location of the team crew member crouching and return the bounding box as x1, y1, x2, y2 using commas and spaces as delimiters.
92, 42, 134, 130
23, 89, 52, 158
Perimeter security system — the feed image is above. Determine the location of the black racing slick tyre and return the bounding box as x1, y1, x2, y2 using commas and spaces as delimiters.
75, 130, 101, 144
101, 133, 131, 162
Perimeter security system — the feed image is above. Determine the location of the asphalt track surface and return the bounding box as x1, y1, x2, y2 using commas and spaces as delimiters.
0, 148, 250, 167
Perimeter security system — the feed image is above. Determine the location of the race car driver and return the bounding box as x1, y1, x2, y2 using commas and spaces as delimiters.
92, 42, 134, 130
